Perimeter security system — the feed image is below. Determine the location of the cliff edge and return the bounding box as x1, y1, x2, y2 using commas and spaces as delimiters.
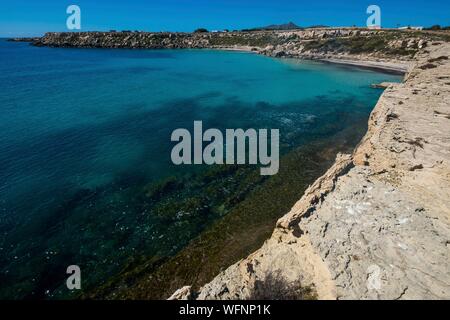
172, 42, 450, 300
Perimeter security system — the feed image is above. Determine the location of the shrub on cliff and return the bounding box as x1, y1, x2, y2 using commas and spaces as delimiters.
194, 28, 209, 33
426, 25, 441, 30
248, 270, 317, 300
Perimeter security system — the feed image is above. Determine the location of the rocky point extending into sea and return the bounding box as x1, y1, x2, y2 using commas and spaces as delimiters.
12, 28, 450, 73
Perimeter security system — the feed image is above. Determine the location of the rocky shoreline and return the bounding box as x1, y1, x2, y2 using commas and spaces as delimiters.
171, 41, 450, 300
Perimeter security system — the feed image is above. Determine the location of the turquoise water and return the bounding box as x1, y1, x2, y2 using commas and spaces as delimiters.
0, 39, 401, 298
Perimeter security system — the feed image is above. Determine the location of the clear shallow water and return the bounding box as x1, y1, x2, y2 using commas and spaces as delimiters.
0, 39, 401, 298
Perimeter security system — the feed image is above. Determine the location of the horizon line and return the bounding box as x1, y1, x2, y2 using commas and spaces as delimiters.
4, 23, 448, 38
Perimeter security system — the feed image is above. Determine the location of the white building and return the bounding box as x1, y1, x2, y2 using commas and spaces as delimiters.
399, 26, 424, 30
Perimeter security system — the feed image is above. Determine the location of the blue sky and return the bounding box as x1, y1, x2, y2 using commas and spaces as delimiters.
1, 0, 449, 37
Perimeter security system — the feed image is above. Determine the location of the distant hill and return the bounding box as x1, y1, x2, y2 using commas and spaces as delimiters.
243, 22, 302, 31
307, 25, 330, 29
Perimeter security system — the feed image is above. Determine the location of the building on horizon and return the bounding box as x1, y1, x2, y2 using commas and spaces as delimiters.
398, 26, 424, 30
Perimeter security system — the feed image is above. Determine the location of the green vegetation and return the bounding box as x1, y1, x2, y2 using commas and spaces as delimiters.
424, 25, 450, 31
248, 271, 317, 300
208, 33, 284, 47
304, 35, 416, 57
419, 63, 437, 70
428, 55, 449, 63
194, 28, 209, 33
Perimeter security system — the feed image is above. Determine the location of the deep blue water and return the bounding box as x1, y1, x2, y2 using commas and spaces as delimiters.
0, 39, 401, 298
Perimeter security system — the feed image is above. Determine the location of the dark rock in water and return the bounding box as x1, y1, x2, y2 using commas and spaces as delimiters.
273, 49, 287, 57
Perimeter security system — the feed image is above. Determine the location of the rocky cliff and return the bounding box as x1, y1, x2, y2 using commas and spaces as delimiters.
170, 42, 450, 300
